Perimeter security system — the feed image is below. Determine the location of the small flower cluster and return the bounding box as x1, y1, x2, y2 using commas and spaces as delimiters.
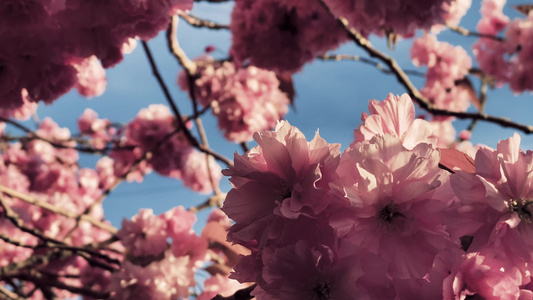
110, 208, 248, 300
108, 104, 221, 194
179, 59, 290, 143
411, 34, 472, 113
230, 0, 347, 73
0, 0, 192, 110
324, 0, 471, 37
0, 118, 116, 299
222, 94, 533, 299
474, 0, 533, 93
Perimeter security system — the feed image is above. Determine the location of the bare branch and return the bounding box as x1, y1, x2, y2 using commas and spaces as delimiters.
180, 13, 230, 30
188, 193, 226, 213
447, 24, 504, 41
0, 285, 24, 300
142, 36, 233, 167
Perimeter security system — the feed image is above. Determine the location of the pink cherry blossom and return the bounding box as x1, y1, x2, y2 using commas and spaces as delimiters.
222, 121, 341, 246
78, 108, 112, 149
254, 241, 368, 299
450, 133, 533, 278
197, 274, 249, 300
118, 209, 168, 257
354, 93, 437, 149
411, 34, 472, 112
179, 60, 289, 143
230, 0, 346, 73
331, 134, 455, 279
444, 249, 525, 300
71, 56, 107, 98
325, 0, 470, 38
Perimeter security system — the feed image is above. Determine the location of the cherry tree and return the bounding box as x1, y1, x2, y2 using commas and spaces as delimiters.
1, 0, 533, 299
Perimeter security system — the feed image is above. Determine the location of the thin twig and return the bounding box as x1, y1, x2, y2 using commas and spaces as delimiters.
239, 142, 249, 153
458, 80, 489, 142
0, 285, 23, 300
0, 116, 112, 154
447, 24, 505, 41
180, 13, 230, 30
188, 193, 226, 213
317, 53, 425, 77
16, 271, 109, 299
142, 37, 233, 166
315, 0, 533, 134
167, 16, 224, 195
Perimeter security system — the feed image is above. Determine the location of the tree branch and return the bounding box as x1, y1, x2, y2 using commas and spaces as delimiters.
180, 13, 230, 30
142, 36, 233, 167
447, 24, 505, 41
0, 185, 117, 234
188, 193, 226, 213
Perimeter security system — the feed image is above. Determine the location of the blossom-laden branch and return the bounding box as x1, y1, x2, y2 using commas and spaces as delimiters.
0, 116, 116, 154
0, 185, 117, 234
180, 13, 230, 30
316, 0, 533, 134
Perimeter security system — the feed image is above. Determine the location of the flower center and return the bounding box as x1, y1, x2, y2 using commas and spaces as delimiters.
313, 282, 331, 300
508, 199, 533, 223
378, 203, 403, 223
275, 180, 293, 200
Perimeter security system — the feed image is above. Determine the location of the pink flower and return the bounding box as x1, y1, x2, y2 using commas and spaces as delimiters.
71, 56, 107, 98
230, 0, 346, 73
331, 134, 455, 279
325, 0, 469, 38
444, 249, 525, 300
411, 34, 472, 112
108, 250, 195, 300
450, 133, 533, 277
254, 241, 368, 299
180, 60, 289, 143
78, 108, 111, 149
222, 121, 341, 246
118, 209, 168, 257
181, 151, 222, 194
197, 274, 249, 300
354, 93, 437, 149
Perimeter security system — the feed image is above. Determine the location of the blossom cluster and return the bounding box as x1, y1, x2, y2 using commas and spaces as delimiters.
324, 0, 471, 37
179, 58, 290, 143
110, 207, 248, 299
0, 118, 116, 299
105, 104, 221, 194
0, 0, 192, 110
222, 94, 533, 299
411, 34, 473, 113
474, 0, 533, 93
230, 0, 347, 73
229, 0, 471, 73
